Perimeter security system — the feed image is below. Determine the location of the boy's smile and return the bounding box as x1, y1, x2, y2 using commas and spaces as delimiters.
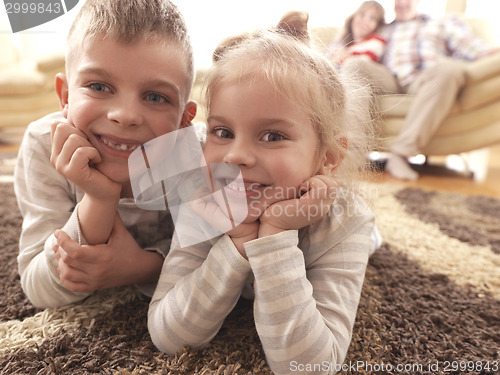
204, 78, 328, 223
56, 36, 195, 187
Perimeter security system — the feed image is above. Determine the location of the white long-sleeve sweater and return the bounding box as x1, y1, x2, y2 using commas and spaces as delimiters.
148, 195, 379, 375
14, 112, 173, 308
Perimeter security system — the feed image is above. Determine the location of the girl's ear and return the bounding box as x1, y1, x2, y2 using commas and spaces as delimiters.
180, 100, 197, 128
318, 136, 348, 176
55, 73, 69, 118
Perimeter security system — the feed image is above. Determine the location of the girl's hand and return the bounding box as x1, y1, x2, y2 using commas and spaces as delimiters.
259, 175, 339, 237
189, 186, 258, 259
50, 121, 121, 201
327, 46, 351, 65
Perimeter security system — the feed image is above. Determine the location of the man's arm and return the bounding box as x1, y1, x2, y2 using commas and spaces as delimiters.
443, 15, 493, 61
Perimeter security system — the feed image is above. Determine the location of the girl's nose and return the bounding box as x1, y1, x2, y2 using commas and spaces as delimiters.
223, 140, 257, 167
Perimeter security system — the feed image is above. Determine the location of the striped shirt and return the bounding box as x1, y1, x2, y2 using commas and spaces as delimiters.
348, 34, 387, 62
14, 112, 174, 308
381, 15, 491, 87
148, 195, 379, 375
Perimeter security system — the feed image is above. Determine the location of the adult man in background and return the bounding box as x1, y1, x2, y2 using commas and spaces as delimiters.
345, 0, 497, 180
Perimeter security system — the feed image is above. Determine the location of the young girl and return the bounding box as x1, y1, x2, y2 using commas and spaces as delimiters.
148, 29, 380, 374
327, 1, 386, 65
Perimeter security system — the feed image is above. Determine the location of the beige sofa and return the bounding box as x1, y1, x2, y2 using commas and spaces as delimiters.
0, 33, 65, 140
310, 21, 500, 156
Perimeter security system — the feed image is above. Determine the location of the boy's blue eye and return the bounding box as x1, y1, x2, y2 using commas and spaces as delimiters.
89, 82, 108, 92
146, 93, 167, 104
262, 131, 285, 142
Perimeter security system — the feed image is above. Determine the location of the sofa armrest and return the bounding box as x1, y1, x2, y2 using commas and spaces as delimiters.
464, 51, 500, 83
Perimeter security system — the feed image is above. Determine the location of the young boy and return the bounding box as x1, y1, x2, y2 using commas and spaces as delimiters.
14, 0, 197, 309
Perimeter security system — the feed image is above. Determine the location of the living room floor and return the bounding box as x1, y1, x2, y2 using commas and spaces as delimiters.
370, 145, 500, 198
1, 137, 500, 198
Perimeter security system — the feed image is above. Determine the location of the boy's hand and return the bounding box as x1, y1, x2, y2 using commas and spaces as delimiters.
259, 175, 339, 237
50, 121, 121, 201
53, 214, 163, 292
189, 186, 258, 259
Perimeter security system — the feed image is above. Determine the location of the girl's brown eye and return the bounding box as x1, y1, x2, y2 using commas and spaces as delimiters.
262, 131, 285, 142
213, 128, 234, 139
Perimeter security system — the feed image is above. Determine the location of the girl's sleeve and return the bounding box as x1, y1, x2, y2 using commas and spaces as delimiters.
350, 34, 387, 62
148, 233, 252, 354
244, 208, 374, 375
14, 115, 92, 309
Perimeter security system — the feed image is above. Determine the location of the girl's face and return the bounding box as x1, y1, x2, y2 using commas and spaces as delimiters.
352, 6, 381, 42
203, 78, 329, 223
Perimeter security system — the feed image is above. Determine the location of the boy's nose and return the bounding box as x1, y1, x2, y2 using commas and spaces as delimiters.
107, 97, 144, 127
222, 140, 256, 167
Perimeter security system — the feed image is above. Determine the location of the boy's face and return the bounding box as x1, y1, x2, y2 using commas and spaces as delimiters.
56, 37, 196, 184
204, 78, 330, 223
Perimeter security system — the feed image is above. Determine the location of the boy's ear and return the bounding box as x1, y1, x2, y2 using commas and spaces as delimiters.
318, 136, 348, 176
180, 100, 197, 128
55, 73, 69, 118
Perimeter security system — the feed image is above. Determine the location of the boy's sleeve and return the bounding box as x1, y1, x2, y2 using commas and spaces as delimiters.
148, 233, 252, 354
243, 203, 374, 375
14, 114, 92, 308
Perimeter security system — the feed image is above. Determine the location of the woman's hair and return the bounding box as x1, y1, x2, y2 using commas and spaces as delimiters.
204, 29, 376, 190
341, 1, 386, 46
66, 0, 194, 91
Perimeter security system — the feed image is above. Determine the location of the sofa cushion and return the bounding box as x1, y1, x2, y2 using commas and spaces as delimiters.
379, 70, 500, 118
0, 35, 18, 69
382, 100, 500, 137
0, 66, 46, 95
37, 53, 66, 73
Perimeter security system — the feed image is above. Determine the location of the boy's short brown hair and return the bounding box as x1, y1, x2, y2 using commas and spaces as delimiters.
66, 0, 194, 92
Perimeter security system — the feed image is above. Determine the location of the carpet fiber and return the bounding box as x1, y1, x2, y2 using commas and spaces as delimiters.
1, 155, 499, 374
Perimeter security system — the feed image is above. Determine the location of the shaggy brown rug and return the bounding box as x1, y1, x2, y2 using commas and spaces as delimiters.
1, 154, 499, 374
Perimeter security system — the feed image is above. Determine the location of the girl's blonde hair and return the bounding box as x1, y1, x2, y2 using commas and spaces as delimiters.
66, 0, 194, 93
204, 30, 375, 191
341, 1, 386, 45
